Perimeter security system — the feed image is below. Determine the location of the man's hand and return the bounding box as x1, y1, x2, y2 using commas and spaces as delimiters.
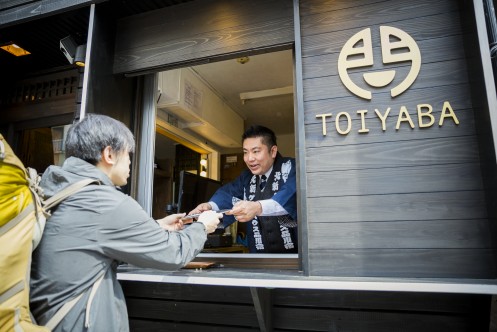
157, 213, 186, 231
196, 210, 223, 233
226, 200, 262, 222
188, 202, 212, 216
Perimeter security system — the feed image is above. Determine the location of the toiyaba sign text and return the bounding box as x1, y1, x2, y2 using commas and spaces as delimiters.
315, 101, 459, 136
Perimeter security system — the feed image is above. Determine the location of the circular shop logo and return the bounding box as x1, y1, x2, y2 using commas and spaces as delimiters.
338, 26, 421, 100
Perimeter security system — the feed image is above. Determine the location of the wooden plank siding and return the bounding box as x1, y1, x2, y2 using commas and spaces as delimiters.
299, 0, 496, 277
0, 0, 35, 10
121, 280, 490, 331
0, 0, 97, 27
113, 0, 294, 75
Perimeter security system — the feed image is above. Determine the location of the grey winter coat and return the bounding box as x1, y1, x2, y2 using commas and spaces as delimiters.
30, 157, 208, 331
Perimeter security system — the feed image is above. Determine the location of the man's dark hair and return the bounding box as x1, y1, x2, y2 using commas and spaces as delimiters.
242, 125, 277, 149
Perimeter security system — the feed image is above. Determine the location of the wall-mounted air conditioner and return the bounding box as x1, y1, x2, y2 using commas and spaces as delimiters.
157, 68, 244, 148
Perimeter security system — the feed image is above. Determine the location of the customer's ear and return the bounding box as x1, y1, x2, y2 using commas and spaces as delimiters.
101, 146, 115, 166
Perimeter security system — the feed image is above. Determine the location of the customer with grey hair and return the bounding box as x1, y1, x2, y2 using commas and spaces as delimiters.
30, 113, 221, 331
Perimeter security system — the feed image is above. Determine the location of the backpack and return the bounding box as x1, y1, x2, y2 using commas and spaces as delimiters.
0, 133, 97, 331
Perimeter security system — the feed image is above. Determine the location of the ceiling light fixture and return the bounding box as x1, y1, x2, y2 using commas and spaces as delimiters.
60, 35, 86, 66
236, 56, 250, 64
74, 44, 86, 67
240, 85, 293, 104
0, 43, 31, 56
60, 35, 78, 64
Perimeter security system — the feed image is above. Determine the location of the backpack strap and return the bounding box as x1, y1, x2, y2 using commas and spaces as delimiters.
43, 178, 100, 211
40, 178, 103, 330
0, 203, 34, 237
45, 271, 106, 331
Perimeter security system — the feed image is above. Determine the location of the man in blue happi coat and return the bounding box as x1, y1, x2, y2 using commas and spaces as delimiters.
189, 125, 298, 253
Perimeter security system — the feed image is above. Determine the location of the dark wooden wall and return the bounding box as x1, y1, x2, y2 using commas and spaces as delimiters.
0, 68, 79, 125
83, 2, 136, 127
121, 280, 490, 331
113, 0, 294, 75
300, 0, 496, 277
0, 0, 96, 26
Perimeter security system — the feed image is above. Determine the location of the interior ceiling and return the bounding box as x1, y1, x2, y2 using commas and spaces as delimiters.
191, 50, 294, 136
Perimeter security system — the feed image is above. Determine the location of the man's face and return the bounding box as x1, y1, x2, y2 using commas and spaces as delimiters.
110, 150, 131, 186
243, 137, 277, 176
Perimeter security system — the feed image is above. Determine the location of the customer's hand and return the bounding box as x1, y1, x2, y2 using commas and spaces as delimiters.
196, 210, 222, 234
188, 202, 212, 216
157, 213, 186, 231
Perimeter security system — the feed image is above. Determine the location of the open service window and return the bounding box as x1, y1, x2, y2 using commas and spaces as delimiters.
151, 49, 299, 268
